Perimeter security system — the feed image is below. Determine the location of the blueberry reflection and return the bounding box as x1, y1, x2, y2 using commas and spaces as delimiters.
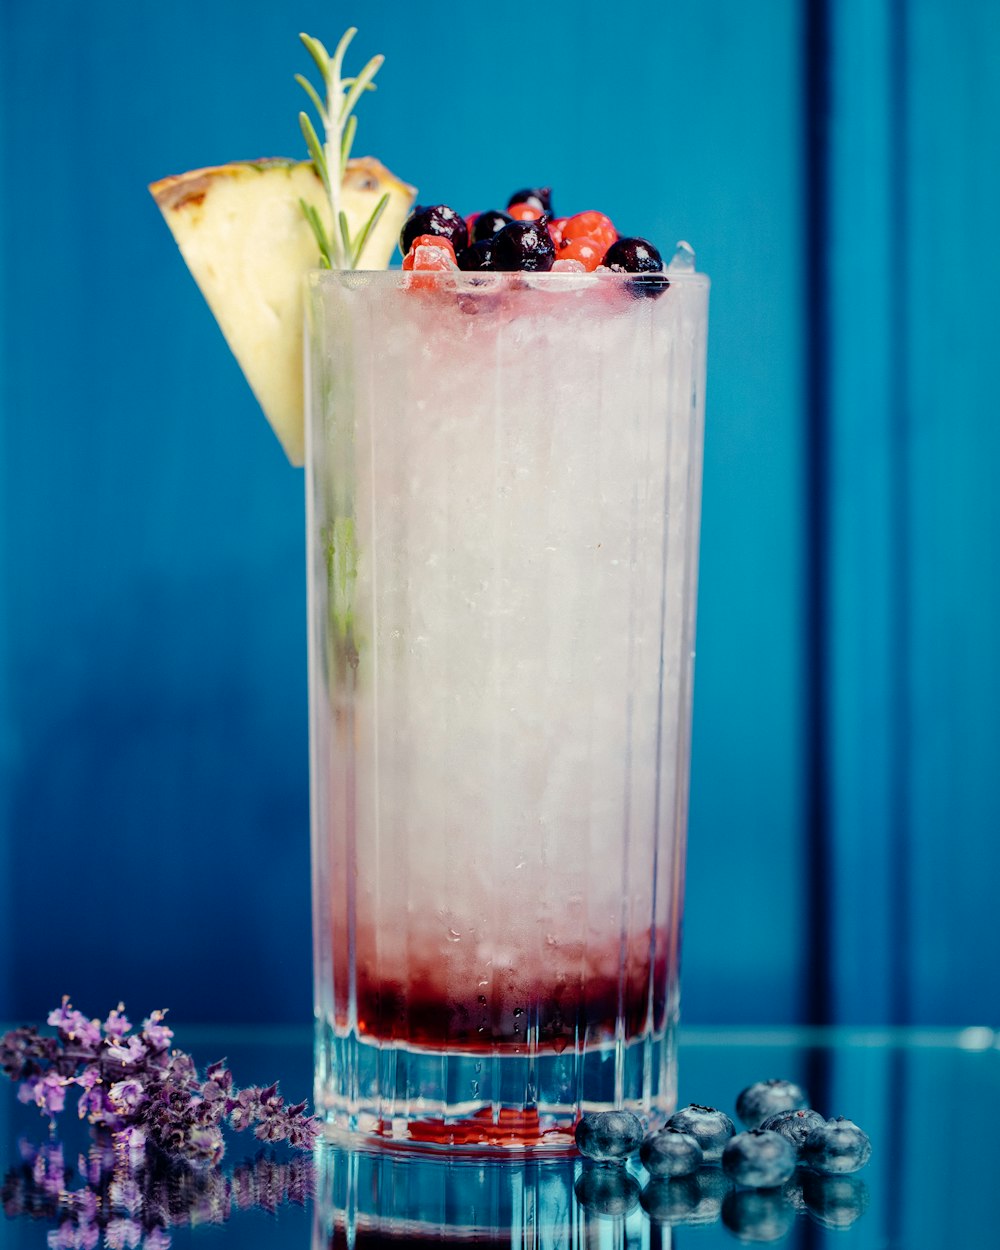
800, 1171, 870, 1229
722, 1188, 797, 1242
573, 1163, 641, 1216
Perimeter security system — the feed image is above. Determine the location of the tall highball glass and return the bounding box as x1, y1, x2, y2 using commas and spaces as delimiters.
306, 266, 709, 1149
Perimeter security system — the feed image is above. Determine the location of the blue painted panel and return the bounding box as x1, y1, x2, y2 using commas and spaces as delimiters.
904, 0, 1000, 1024
0, 0, 803, 1026
828, 0, 906, 1023
828, 0, 1000, 1025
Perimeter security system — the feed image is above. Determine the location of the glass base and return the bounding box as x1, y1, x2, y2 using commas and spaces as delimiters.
314, 1022, 677, 1151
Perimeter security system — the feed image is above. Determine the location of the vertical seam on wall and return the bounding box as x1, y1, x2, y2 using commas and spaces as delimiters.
887, 0, 911, 1027
804, 0, 832, 1027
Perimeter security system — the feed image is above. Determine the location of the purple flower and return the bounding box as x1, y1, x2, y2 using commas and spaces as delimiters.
108, 1079, 145, 1114
105, 1218, 143, 1249
47, 1221, 80, 1250
103, 1006, 133, 1040
143, 1232, 172, 1250
186, 1125, 224, 1165
106, 1036, 146, 1066
140, 1011, 173, 1051
27, 1072, 69, 1115
47, 1001, 104, 1048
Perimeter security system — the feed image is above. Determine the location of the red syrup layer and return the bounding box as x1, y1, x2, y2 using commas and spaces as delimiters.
333, 925, 672, 1050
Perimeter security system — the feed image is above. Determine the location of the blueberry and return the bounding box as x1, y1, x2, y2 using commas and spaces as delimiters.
457, 239, 495, 271
801, 1117, 872, 1174
400, 204, 468, 258
471, 210, 513, 243
800, 1172, 870, 1229
491, 220, 556, 272
574, 1111, 644, 1162
600, 236, 669, 299
639, 1127, 703, 1177
759, 1107, 825, 1151
721, 1189, 795, 1243
665, 1105, 735, 1162
640, 1175, 701, 1224
507, 186, 552, 214
722, 1130, 797, 1189
736, 1079, 810, 1129
574, 1165, 640, 1216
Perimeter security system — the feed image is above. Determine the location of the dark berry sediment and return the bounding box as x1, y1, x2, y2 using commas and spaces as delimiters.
337, 926, 672, 1050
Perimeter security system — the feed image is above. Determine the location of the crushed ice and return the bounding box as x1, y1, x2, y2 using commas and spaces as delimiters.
668, 241, 696, 273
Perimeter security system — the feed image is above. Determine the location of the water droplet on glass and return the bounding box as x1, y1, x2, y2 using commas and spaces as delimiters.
513, 1008, 523, 1018
668, 240, 696, 272
447, 928, 461, 942
477, 995, 488, 1006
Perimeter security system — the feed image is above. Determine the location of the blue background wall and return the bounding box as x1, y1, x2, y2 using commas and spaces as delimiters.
1, 0, 997, 1028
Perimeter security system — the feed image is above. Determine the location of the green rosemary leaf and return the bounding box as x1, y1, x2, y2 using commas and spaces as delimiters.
340, 54, 383, 124
329, 26, 357, 88
299, 198, 332, 268
338, 210, 352, 258
299, 32, 330, 78
299, 111, 330, 193
351, 192, 390, 267
340, 113, 357, 176
294, 72, 326, 123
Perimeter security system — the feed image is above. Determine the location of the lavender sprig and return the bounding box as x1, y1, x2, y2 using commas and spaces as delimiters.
1, 1000, 320, 1164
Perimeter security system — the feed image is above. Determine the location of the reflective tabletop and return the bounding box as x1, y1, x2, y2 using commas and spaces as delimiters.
2, 1026, 997, 1248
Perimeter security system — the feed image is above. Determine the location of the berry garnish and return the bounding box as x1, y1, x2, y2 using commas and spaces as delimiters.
400, 204, 467, 258
665, 1105, 736, 1163
639, 1127, 704, 1177
721, 1130, 797, 1189
457, 239, 495, 270
471, 210, 514, 242
601, 236, 669, 298
562, 210, 617, 251
507, 186, 552, 214
547, 216, 568, 248
736, 1078, 810, 1129
507, 201, 544, 222
574, 1110, 644, 1161
551, 258, 587, 273
801, 1117, 872, 1175
759, 1107, 825, 1151
557, 236, 605, 272
491, 219, 556, 272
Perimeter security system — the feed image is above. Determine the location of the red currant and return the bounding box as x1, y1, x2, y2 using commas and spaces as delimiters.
548, 216, 568, 249
557, 236, 605, 272
562, 211, 617, 251
507, 201, 544, 222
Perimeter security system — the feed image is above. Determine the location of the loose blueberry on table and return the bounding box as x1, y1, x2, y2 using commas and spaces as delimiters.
639, 1126, 704, 1177
574, 1109, 645, 1161
759, 1106, 826, 1150
665, 1104, 737, 1162
722, 1129, 798, 1188
801, 1117, 873, 1174
736, 1077, 810, 1129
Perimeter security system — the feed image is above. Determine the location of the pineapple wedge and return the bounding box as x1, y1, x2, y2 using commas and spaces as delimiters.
149, 157, 416, 465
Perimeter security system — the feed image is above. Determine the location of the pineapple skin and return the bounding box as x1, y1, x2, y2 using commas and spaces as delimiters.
150, 157, 417, 465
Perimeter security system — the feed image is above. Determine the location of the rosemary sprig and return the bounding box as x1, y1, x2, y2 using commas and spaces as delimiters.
296, 27, 385, 269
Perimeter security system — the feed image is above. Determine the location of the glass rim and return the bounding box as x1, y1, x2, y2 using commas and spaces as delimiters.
308, 267, 710, 287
